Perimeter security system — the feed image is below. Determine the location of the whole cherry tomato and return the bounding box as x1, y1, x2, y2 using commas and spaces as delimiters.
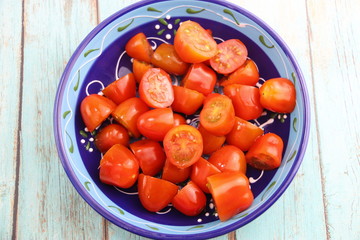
208, 145, 247, 174
182, 63, 217, 95
173, 113, 186, 127
220, 59, 259, 87
102, 73, 136, 105
94, 124, 129, 153
161, 159, 192, 184
198, 124, 226, 155
132, 59, 153, 83
171, 86, 204, 115
190, 157, 221, 193
125, 32, 153, 63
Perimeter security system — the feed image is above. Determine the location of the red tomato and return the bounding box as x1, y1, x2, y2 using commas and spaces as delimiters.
151, 43, 190, 75
226, 117, 264, 151
210, 39, 248, 74
207, 172, 254, 221
125, 32, 153, 63
223, 84, 263, 120
132, 59, 153, 83
198, 124, 226, 155
174, 20, 218, 63
138, 174, 178, 212
173, 113, 186, 127
130, 139, 166, 176
259, 78, 296, 113
163, 125, 203, 169
161, 159, 192, 184
139, 68, 174, 108
137, 108, 174, 141
172, 181, 207, 216
99, 144, 139, 189
171, 86, 204, 115
182, 63, 217, 95
245, 133, 284, 170
80, 94, 116, 132
220, 59, 259, 87
190, 157, 221, 193
111, 97, 149, 138
102, 73, 136, 105
94, 124, 129, 153
208, 145, 247, 174
199, 93, 235, 136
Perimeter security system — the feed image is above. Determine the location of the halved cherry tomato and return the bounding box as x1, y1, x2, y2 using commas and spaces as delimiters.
245, 132, 284, 170
151, 43, 190, 75
139, 68, 174, 108
226, 117, 264, 151
259, 78, 296, 113
207, 172, 254, 222
210, 39, 248, 75
138, 174, 178, 212
162, 159, 192, 184
99, 144, 139, 189
163, 125, 203, 169
133, 59, 153, 83
125, 32, 153, 63
111, 97, 149, 138
223, 84, 263, 120
199, 93, 235, 136
171, 86, 204, 115
182, 63, 217, 95
94, 124, 129, 153
130, 139, 166, 176
198, 124, 226, 155
172, 181, 207, 216
80, 94, 116, 132
102, 73, 136, 105
174, 20, 218, 63
208, 145, 247, 174
137, 108, 174, 141
220, 59, 259, 87
173, 113, 186, 127
190, 157, 220, 193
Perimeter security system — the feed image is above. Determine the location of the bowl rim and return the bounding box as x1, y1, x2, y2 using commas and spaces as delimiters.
53, 0, 311, 239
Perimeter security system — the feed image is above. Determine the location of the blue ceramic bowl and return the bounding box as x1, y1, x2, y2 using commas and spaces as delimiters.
54, 0, 310, 239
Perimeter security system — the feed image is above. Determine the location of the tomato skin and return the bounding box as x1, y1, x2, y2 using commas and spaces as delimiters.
220, 59, 259, 87
173, 113, 186, 127
172, 181, 207, 216
198, 124, 226, 155
137, 108, 174, 141
223, 84, 263, 120
182, 63, 217, 95
174, 20, 218, 63
102, 73, 136, 105
163, 125, 203, 169
99, 144, 139, 189
259, 78, 296, 113
151, 43, 190, 75
80, 94, 116, 132
125, 32, 153, 63
208, 145, 247, 174
132, 59, 153, 83
138, 174, 178, 212
162, 159, 192, 184
94, 124, 129, 153
207, 172, 254, 222
172, 86, 204, 115
245, 133, 284, 170
111, 97, 149, 138
190, 157, 221, 193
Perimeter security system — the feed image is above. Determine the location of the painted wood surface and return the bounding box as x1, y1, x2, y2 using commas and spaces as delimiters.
1, 0, 359, 239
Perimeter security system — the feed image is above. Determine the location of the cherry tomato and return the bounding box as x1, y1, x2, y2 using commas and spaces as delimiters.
220, 59, 259, 87
138, 174, 178, 212
259, 78, 296, 113
172, 181, 207, 216
151, 43, 190, 75
182, 63, 217, 95
199, 93, 235, 136
125, 32, 153, 63
223, 84, 263, 120
111, 97, 149, 138
99, 144, 139, 189
80, 94, 116, 132
198, 124, 226, 155
173, 113, 186, 127
174, 20, 218, 63
245, 133, 284, 170
161, 159, 192, 184
163, 125, 203, 169
102, 73, 136, 105
139, 68, 174, 108
137, 108, 174, 141
208, 145, 247, 174
132, 59, 153, 83
94, 124, 129, 153
207, 172, 254, 221
171, 86, 204, 115
210, 39, 248, 74
190, 157, 221, 193
226, 117, 264, 151
130, 139, 166, 176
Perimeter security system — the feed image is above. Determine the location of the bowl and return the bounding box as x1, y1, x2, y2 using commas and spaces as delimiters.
53, 0, 310, 239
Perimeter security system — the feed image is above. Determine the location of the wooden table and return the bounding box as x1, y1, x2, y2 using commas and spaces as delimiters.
1, 0, 359, 239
